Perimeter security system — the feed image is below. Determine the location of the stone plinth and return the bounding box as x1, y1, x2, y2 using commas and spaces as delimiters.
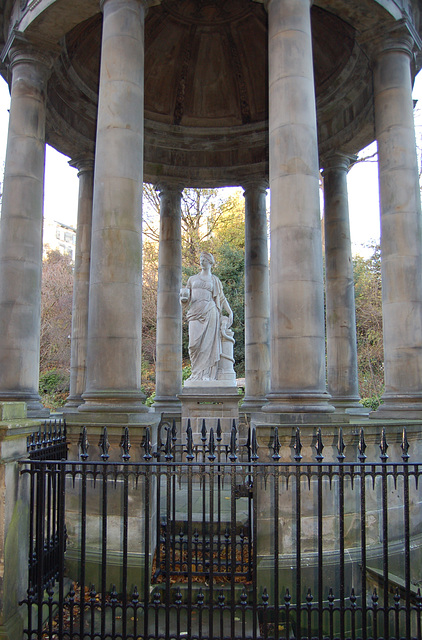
179, 386, 240, 437
64, 409, 161, 433
251, 419, 422, 638
63, 418, 160, 597
0, 404, 41, 640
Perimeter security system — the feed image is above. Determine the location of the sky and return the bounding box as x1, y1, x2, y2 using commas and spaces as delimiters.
1, 72, 422, 256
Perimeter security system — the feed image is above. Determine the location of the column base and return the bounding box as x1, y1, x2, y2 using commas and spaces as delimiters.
65, 408, 162, 433
262, 391, 335, 414
330, 396, 369, 415
153, 396, 182, 415
371, 393, 422, 419
63, 394, 84, 412
0, 392, 49, 418
80, 390, 148, 413
0, 611, 24, 640
240, 396, 267, 413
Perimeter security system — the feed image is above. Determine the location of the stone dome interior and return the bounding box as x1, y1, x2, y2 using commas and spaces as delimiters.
45, 0, 371, 185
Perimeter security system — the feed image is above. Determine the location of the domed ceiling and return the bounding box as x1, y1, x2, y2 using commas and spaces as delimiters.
45, 0, 373, 186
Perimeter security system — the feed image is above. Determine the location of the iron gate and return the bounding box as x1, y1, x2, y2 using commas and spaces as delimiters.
20, 421, 422, 640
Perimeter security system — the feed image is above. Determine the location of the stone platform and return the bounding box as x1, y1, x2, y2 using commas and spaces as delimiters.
179, 386, 240, 437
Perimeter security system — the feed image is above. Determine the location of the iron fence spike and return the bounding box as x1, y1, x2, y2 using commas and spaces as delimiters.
208, 427, 216, 461
201, 419, 207, 442
294, 427, 303, 461
315, 427, 324, 461
272, 426, 281, 460
380, 427, 388, 462
358, 427, 367, 461
251, 426, 259, 461
186, 424, 194, 460
165, 426, 173, 461
100, 426, 110, 461
121, 426, 131, 461
216, 418, 222, 441
401, 426, 410, 461
337, 427, 345, 462
229, 423, 238, 461
79, 426, 89, 460
143, 426, 152, 461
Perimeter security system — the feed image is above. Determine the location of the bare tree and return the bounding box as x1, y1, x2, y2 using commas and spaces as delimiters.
40, 248, 73, 373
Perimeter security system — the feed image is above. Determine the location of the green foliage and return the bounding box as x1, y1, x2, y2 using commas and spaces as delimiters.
353, 243, 384, 399
141, 357, 156, 398
213, 243, 245, 376
360, 396, 383, 411
39, 369, 70, 410
182, 365, 192, 383
144, 392, 156, 407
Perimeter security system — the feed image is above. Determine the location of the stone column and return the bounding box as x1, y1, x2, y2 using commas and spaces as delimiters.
242, 180, 270, 412
373, 30, 422, 417
81, 0, 147, 413
264, 0, 333, 413
0, 47, 52, 417
153, 183, 183, 414
322, 153, 362, 412
65, 155, 94, 410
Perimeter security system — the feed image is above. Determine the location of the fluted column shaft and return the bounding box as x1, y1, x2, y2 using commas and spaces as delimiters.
154, 184, 183, 412
0, 47, 51, 415
374, 32, 422, 416
265, 0, 333, 413
82, 0, 147, 412
242, 180, 270, 412
323, 153, 361, 410
65, 156, 94, 410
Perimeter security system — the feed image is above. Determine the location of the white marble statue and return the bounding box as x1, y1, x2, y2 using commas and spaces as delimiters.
180, 252, 233, 382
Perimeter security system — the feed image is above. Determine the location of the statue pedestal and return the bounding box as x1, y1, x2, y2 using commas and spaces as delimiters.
179, 385, 240, 440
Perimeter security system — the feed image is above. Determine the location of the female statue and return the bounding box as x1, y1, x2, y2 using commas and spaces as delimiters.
180, 252, 233, 382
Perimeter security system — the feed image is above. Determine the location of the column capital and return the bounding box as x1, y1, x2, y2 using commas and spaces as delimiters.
242, 178, 269, 196
8, 44, 54, 78
69, 153, 95, 176
263, 0, 313, 10
373, 19, 421, 60
100, 0, 158, 10
320, 152, 357, 174
155, 181, 184, 197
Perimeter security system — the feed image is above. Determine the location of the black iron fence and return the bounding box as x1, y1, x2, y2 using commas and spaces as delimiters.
26, 420, 68, 602
19, 421, 422, 640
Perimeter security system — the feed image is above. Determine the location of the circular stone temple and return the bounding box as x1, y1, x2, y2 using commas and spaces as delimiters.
1, 0, 422, 421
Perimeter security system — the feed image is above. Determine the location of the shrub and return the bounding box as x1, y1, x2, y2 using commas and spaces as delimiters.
360, 396, 383, 411
39, 369, 70, 410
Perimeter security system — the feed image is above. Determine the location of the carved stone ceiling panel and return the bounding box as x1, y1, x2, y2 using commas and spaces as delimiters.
45, 0, 372, 179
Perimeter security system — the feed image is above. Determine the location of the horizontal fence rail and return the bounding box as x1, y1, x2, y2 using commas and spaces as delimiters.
19, 422, 422, 640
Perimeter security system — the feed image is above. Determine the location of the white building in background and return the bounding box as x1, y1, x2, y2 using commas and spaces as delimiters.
43, 219, 76, 261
